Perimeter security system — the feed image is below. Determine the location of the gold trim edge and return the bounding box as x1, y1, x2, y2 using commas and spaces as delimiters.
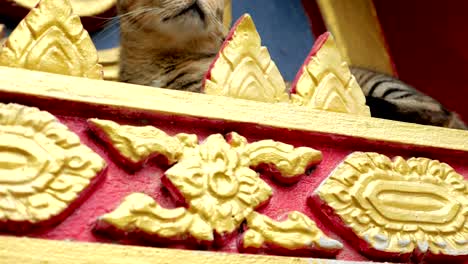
0, 67, 467, 153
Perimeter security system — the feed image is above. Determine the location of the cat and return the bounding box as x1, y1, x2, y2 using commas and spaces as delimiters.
117, 0, 225, 92
351, 67, 467, 129
117, 0, 467, 130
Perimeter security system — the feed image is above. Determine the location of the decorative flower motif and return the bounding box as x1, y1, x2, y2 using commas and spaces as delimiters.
0, 103, 106, 230
165, 134, 273, 235
312, 152, 468, 261
91, 120, 322, 246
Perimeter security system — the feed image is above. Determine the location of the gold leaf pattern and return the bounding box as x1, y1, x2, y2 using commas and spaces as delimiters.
0, 0, 103, 79
96, 193, 213, 242
165, 133, 273, 235
0, 103, 106, 228
229, 132, 322, 183
91, 121, 322, 243
203, 14, 289, 103
88, 119, 197, 166
314, 152, 468, 257
241, 211, 343, 255
291, 33, 370, 116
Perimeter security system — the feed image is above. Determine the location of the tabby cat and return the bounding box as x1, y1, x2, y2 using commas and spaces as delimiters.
117, 0, 467, 129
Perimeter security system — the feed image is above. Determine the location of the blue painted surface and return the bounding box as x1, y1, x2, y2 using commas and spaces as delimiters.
232, 0, 314, 80
2, 1, 315, 81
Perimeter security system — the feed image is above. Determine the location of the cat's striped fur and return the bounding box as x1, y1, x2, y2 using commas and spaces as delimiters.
350, 67, 467, 129
117, 0, 467, 129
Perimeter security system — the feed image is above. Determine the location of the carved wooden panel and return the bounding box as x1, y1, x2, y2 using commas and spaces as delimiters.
0, 66, 467, 264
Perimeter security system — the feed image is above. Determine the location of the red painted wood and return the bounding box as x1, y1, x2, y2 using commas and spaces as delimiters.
0, 94, 467, 263
373, 0, 468, 122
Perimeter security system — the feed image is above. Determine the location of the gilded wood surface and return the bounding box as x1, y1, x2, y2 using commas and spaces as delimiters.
0, 67, 466, 152
0, 0, 103, 79
315, 152, 468, 257
91, 120, 321, 245
0, 103, 105, 227
0, 236, 374, 264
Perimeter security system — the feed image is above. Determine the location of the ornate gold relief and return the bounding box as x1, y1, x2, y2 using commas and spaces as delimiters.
0, 103, 106, 229
228, 132, 322, 183
0, 0, 103, 79
241, 211, 343, 255
291, 33, 370, 116
164, 133, 273, 236
203, 14, 289, 103
91, 120, 321, 243
313, 152, 468, 258
96, 193, 213, 243
88, 118, 196, 167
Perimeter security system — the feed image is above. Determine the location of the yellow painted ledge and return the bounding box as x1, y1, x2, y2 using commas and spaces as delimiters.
0, 67, 467, 153
317, 0, 394, 75
0, 236, 371, 264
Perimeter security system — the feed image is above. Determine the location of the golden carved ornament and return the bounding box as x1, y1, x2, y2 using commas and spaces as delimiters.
0, 103, 106, 228
90, 120, 321, 242
314, 152, 468, 257
88, 118, 197, 167
228, 132, 322, 183
96, 193, 214, 243
203, 14, 289, 103
0, 0, 103, 79
290, 33, 370, 116
241, 211, 343, 255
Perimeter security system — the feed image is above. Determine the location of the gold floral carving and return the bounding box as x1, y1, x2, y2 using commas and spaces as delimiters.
228, 132, 322, 181
203, 14, 289, 103
315, 152, 468, 256
291, 33, 370, 116
0, 0, 103, 79
97, 193, 213, 242
91, 120, 321, 241
165, 133, 273, 236
88, 118, 196, 166
0, 103, 106, 225
242, 211, 343, 254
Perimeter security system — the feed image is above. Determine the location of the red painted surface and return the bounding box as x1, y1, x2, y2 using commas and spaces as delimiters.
0, 94, 467, 263
373, 1, 468, 123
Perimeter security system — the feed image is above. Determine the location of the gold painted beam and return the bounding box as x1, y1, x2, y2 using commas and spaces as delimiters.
0, 67, 467, 152
316, 0, 394, 75
0, 236, 371, 264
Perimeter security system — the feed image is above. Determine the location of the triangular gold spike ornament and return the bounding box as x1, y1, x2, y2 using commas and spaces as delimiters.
290, 32, 370, 116
203, 14, 289, 103
0, 0, 103, 79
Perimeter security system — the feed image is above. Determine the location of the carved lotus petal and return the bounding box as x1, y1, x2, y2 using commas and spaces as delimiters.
290, 32, 370, 116
312, 152, 468, 261
0, 103, 106, 230
240, 211, 343, 256
203, 14, 289, 103
0, 0, 103, 79
95, 193, 213, 243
